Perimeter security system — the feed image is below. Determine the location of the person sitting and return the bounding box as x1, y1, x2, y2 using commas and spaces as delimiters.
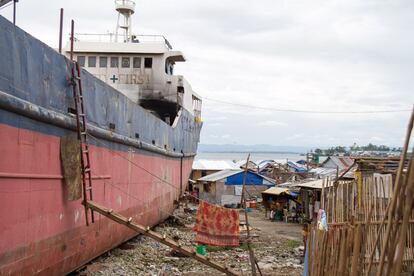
274, 202, 284, 221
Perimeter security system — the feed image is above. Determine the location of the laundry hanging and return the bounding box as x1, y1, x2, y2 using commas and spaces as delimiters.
193, 201, 240, 246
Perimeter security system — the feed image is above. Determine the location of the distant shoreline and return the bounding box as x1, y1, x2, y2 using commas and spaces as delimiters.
195, 152, 305, 161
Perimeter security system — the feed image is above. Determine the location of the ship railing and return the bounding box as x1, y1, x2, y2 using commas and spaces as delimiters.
192, 95, 202, 122
73, 33, 173, 49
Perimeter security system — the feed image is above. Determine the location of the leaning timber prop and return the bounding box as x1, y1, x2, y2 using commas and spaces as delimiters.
86, 201, 240, 276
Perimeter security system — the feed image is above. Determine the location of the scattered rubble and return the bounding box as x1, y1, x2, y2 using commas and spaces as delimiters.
81, 206, 303, 276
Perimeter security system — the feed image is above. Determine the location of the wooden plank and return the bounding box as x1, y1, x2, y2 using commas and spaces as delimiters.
86, 201, 240, 276
60, 135, 82, 200
351, 224, 362, 276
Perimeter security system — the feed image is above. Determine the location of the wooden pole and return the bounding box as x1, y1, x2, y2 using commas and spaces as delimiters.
390, 154, 414, 275
58, 8, 64, 54
12, 0, 16, 25
70, 20, 74, 61
241, 154, 260, 276
180, 156, 183, 197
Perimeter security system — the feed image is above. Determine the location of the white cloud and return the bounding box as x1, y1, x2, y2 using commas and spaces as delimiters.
370, 136, 384, 142
3, 0, 412, 147
208, 116, 228, 122
207, 123, 223, 127
285, 134, 305, 141
258, 121, 287, 127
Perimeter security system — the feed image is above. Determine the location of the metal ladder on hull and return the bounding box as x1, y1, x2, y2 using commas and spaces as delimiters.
70, 61, 94, 225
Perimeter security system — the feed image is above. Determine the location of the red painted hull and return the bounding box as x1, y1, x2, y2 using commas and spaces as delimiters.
0, 123, 193, 275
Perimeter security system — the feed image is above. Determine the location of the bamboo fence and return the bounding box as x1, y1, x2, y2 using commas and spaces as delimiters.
307, 107, 414, 276
308, 171, 414, 275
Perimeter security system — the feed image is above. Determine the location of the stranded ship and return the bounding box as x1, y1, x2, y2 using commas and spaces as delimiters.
0, 1, 202, 274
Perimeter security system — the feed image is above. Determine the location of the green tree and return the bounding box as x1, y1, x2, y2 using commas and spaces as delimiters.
314, 148, 323, 155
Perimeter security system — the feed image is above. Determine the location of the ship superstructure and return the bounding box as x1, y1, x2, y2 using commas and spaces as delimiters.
66, 0, 202, 125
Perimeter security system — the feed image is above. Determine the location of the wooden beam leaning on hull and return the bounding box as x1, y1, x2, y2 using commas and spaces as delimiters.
86, 201, 240, 276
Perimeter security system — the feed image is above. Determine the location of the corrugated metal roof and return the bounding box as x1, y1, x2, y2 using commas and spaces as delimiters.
262, 187, 289, 195
192, 159, 239, 170
235, 160, 258, 168
295, 179, 332, 189
322, 156, 354, 170
197, 169, 243, 182
310, 167, 338, 177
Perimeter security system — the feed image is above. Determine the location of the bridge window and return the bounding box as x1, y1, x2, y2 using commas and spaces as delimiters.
99, 57, 107, 68
122, 57, 130, 68
144, 57, 152, 68
88, 56, 96, 67
165, 60, 174, 75
77, 56, 85, 67
110, 57, 119, 68
133, 57, 141, 68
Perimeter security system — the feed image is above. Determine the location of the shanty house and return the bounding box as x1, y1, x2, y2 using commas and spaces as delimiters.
294, 179, 331, 220
257, 160, 276, 178
261, 187, 299, 209
310, 156, 355, 179
321, 156, 354, 170
196, 169, 275, 206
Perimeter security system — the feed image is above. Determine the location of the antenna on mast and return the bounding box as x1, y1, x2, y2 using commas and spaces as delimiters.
114, 0, 135, 42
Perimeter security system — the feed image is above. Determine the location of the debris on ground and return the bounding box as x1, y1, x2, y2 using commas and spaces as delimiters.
83, 206, 304, 276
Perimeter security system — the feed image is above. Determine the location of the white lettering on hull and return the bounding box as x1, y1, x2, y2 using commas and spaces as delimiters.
93, 74, 150, 85
118, 74, 148, 84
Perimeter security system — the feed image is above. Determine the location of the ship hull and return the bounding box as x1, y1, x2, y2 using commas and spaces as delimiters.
0, 116, 193, 275
0, 14, 201, 275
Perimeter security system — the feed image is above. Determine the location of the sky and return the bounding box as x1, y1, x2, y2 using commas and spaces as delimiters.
1, 0, 413, 148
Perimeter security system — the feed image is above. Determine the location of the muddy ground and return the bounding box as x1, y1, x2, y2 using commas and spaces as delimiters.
78, 205, 304, 276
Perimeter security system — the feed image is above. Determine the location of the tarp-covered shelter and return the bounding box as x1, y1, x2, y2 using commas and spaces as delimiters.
287, 161, 307, 173
196, 169, 275, 205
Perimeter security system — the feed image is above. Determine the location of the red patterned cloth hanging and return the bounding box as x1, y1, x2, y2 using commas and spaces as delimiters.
193, 201, 240, 246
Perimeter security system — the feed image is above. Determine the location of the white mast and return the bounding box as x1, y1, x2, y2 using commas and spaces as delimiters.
115, 0, 135, 42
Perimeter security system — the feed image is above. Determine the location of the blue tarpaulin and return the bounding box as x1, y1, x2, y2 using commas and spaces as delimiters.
287, 161, 307, 173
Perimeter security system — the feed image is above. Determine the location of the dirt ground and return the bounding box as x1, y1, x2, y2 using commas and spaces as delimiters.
78, 205, 304, 276
247, 210, 302, 241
